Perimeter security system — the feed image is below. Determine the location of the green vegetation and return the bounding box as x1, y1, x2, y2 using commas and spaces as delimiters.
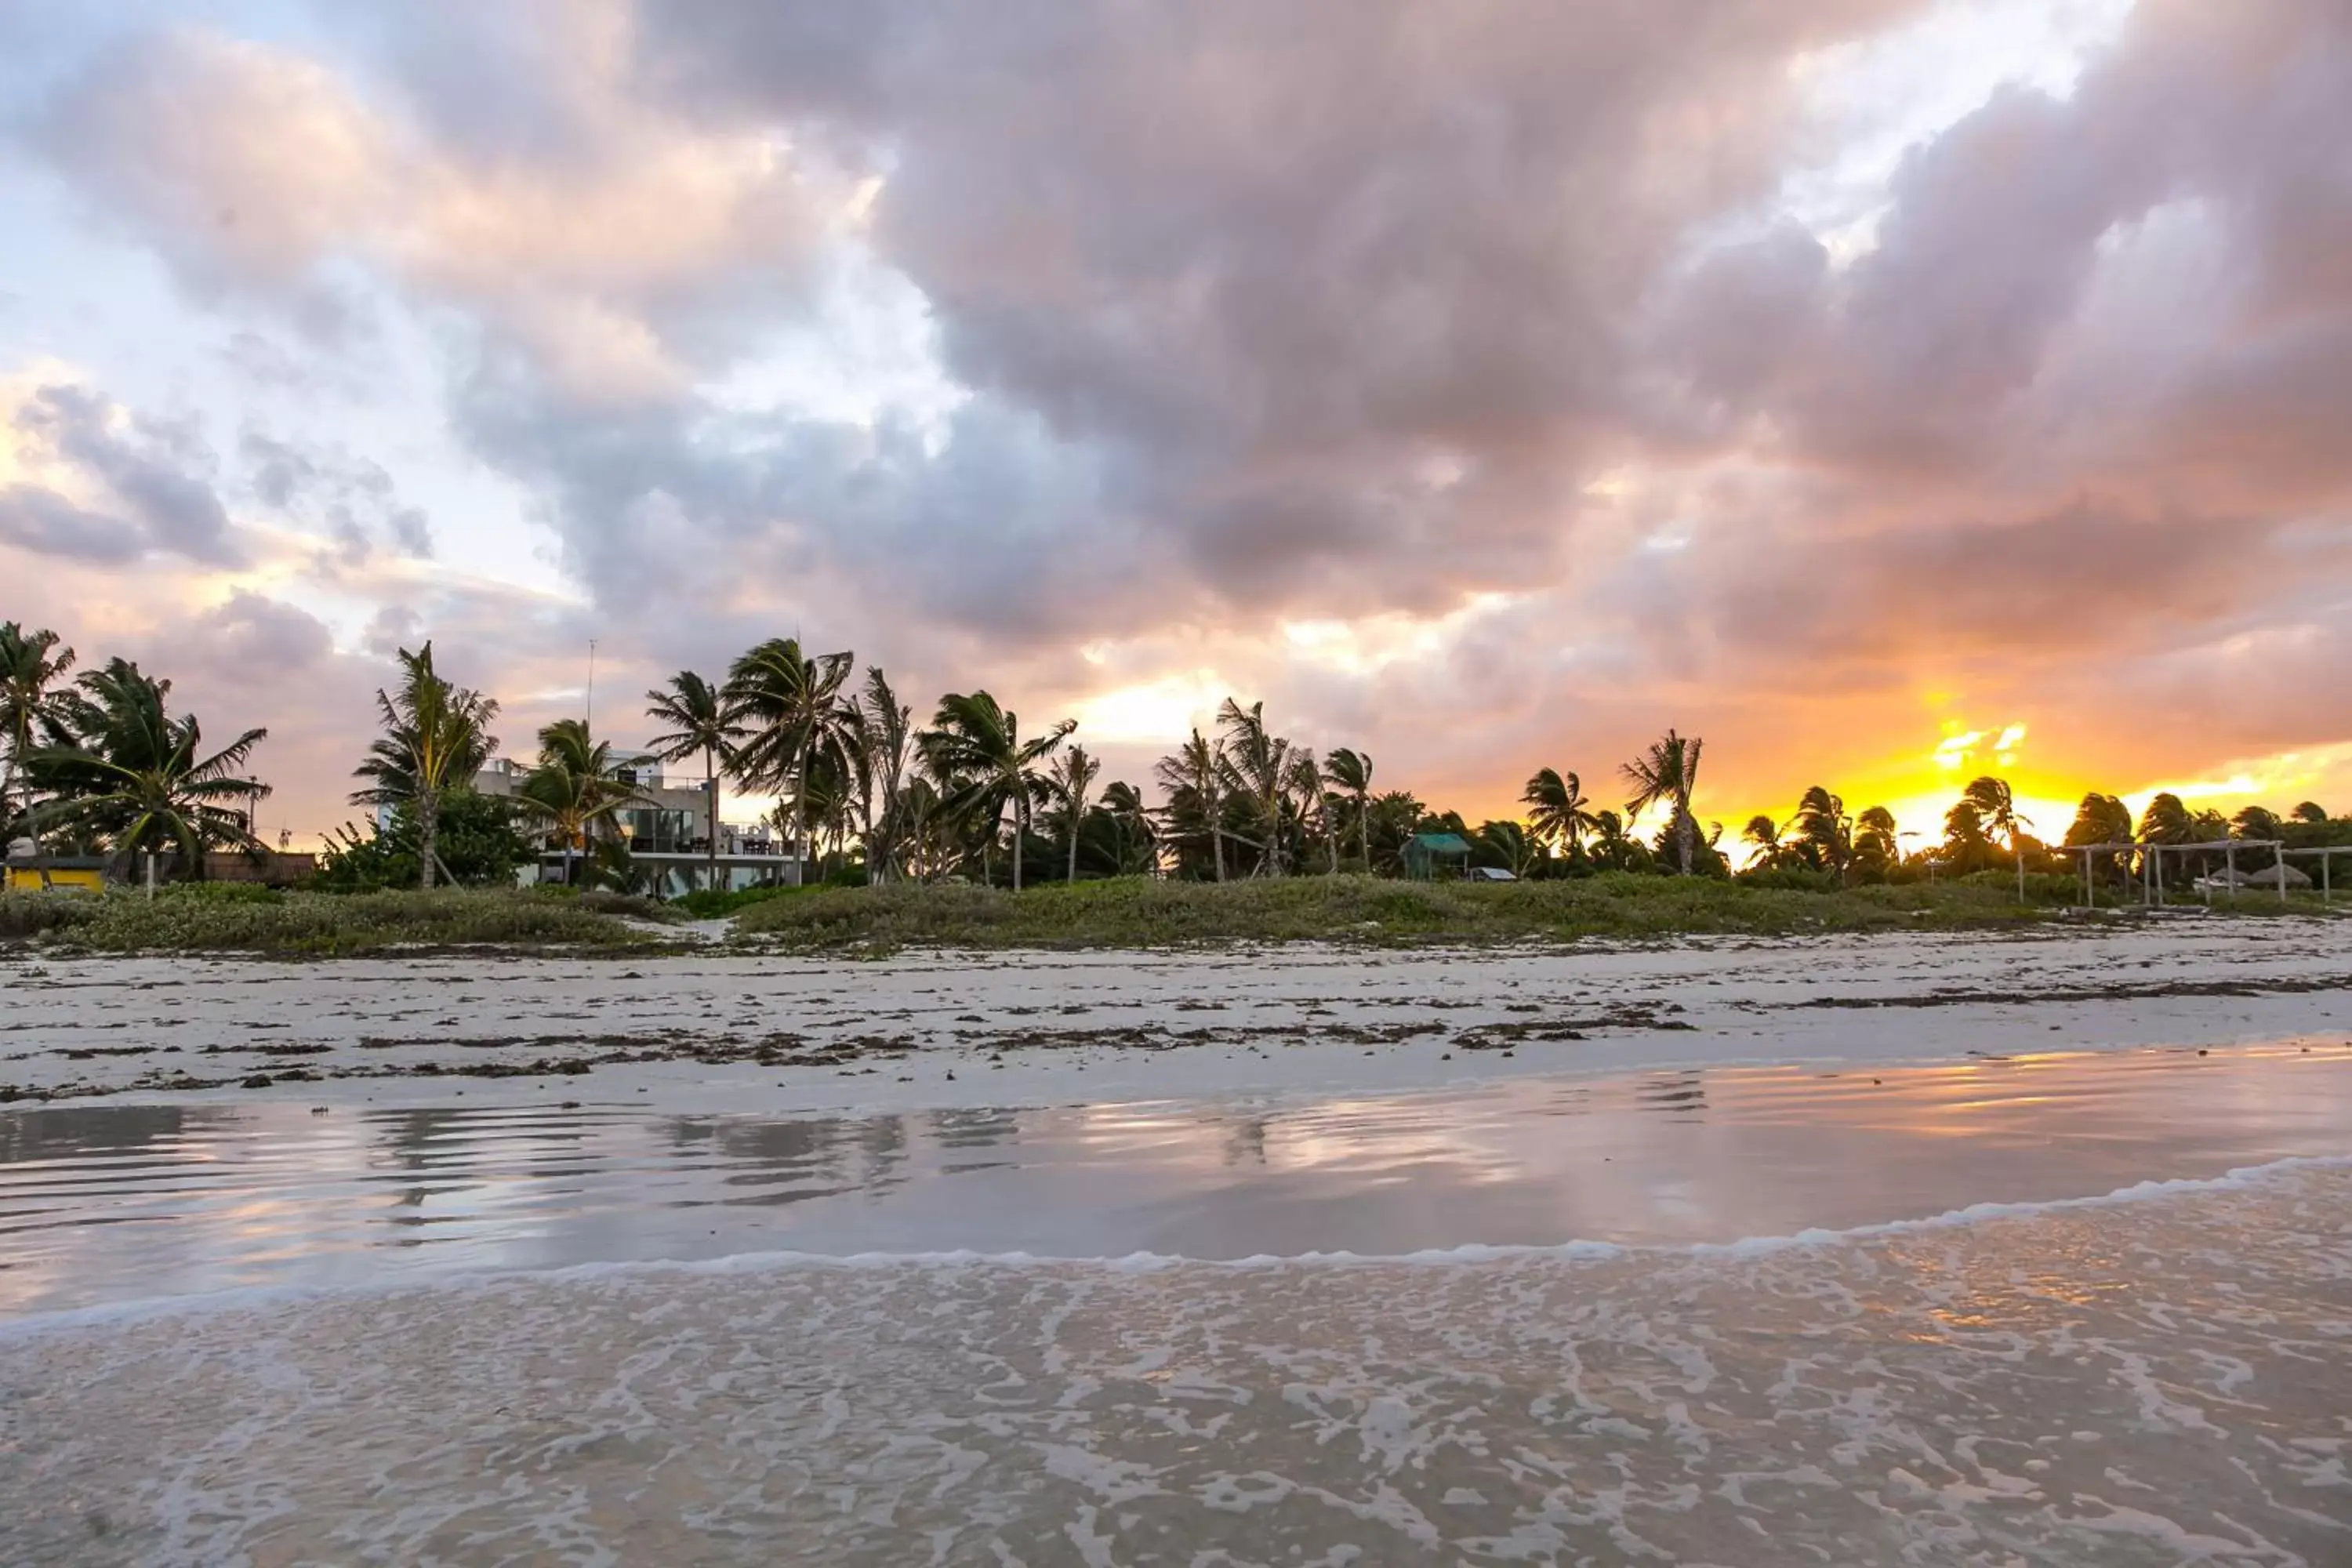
350, 642, 500, 890
13, 654, 271, 868
0, 885, 671, 955
315, 788, 534, 891
669, 882, 824, 920
722, 872, 2267, 954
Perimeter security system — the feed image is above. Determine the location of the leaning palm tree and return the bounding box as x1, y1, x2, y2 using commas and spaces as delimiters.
1048, 743, 1102, 883
1962, 775, 2032, 901
724, 637, 857, 886
1156, 728, 1229, 882
350, 642, 500, 890
514, 718, 642, 886
1, 622, 76, 837
920, 691, 1073, 891
644, 670, 745, 895
1322, 748, 1374, 869
1521, 768, 1597, 862
1622, 730, 1704, 875
27, 659, 270, 878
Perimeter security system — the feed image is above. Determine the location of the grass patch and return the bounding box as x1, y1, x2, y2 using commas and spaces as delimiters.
1, 885, 670, 956
726, 872, 2173, 953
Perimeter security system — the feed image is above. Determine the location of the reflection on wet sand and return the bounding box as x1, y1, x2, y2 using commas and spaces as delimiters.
2, 1042, 2349, 1314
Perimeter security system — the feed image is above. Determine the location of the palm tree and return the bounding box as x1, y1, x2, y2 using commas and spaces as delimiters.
1588, 809, 1641, 872
350, 643, 500, 890
1521, 768, 1597, 863
2137, 793, 2195, 844
1, 623, 75, 839
2292, 801, 2328, 826
1048, 743, 1102, 883
1855, 806, 1899, 873
855, 667, 917, 883
1323, 747, 1374, 869
1217, 699, 1294, 877
1099, 780, 1155, 877
1156, 728, 1229, 882
644, 670, 745, 895
1792, 786, 1854, 883
724, 637, 857, 886
1475, 818, 1538, 879
1622, 730, 1704, 875
2064, 793, 2134, 846
1962, 775, 2032, 900
514, 718, 643, 885
895, 775, 949, 882
27, 659, 270, 878
920, 691, 1073, 891
1742, 813, 1793, 869
1287, 749, 1339, 873
797, 750, 858, 870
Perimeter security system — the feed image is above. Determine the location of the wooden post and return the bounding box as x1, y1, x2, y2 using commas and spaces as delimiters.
2223, 843, 2233, 906
2278, 842, 2288, 905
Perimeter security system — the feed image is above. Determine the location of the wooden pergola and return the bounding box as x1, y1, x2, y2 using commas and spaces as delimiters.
2283, 845, 2352, 904
2063, 837, 2337, 909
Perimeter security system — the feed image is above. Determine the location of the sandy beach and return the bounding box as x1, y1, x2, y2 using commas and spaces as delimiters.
5, 916, 2348, 1112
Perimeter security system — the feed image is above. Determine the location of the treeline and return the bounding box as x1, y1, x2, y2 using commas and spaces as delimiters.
7, 619, 2345, 896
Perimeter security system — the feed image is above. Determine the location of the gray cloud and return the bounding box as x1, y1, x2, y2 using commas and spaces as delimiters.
240, 429, 433, 561
0, 486, 144, 563
6, 384, 241, 564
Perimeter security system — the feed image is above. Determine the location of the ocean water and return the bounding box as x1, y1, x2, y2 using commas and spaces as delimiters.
5, 1161, 2350, 1566
3, 1043, 2350, 1565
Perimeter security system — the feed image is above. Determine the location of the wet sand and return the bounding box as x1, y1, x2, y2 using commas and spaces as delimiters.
5, 1041, 2350, 1316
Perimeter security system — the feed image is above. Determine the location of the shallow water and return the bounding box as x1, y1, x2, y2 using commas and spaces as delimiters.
4, 1041, 2350, 1315
6, 1163, 2350, 1566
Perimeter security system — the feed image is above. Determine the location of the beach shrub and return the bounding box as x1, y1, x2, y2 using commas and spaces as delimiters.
2, 886, 667, 955
670, 883, 811, 920
727, 871, 2108, 953
0, 891, 105, 941
314, 790, 534, 892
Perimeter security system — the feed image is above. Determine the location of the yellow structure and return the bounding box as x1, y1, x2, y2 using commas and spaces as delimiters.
2, 860, 107, 893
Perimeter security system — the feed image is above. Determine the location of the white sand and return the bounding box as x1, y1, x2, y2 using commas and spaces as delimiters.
5, 916, 2348, 1113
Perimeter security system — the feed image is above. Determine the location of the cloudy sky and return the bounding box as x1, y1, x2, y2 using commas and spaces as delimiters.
2, 0, 2347, 848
